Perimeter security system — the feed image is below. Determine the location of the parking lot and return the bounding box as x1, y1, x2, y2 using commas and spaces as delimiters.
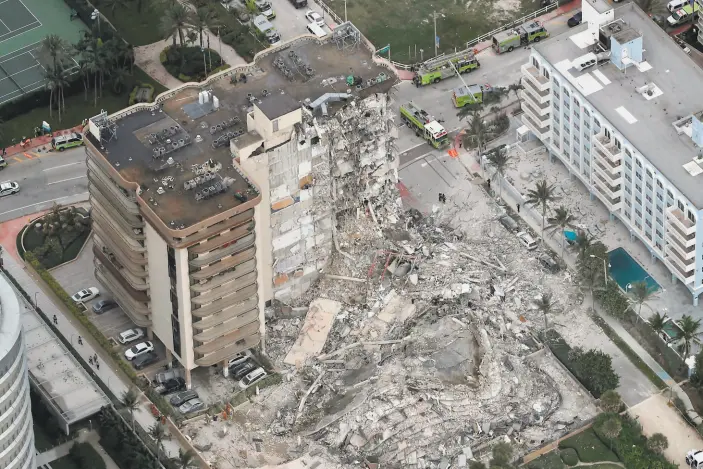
51, 236, 168, 373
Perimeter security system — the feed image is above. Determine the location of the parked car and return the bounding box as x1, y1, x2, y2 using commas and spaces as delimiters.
170, 389, 199, 406
288, 0, 307, 8
499, 215, 519, 232
71, 287, 99, 303
238, 368, 267, 389
227, 352, 249, 369
155, 367, 185, 385
231, 361, 257, 380
0, 181, 19, 197
118, 328, 144, 344
567, 11, 582, 27
516, 231, 538, 250
687, 450, 703, 467
92, 299, 117, 314
305, 10, 324, 27
179, 398, 206, 415
132, 352, 159, 370
125, 341, 154, 360
538, 254, 561, 273
157, 378, 186, 395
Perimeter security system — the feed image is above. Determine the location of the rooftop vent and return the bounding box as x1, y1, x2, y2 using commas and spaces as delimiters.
637, 83, 662, 101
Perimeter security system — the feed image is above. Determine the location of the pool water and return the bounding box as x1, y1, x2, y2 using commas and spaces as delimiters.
607, 247, 661, 293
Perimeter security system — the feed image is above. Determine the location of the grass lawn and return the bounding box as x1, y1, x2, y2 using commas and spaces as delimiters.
558, 429, 619, 463
527, 452, 565, 469
2, 67, 166, 147
97, 1, 164, 46
325, 0, 544, 63
575, 465, 622, 469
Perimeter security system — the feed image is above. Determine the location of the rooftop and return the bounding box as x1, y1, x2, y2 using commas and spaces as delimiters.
534, 3, 703, 207
89, 31, 396, 229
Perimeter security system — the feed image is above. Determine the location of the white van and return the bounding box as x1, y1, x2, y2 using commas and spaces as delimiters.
667, 0, 687, 12
306, 22, 327, 39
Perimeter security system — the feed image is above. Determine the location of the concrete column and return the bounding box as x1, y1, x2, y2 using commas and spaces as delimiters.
609, 212, 614, 222
548, 151, 555, 163
694, 295, 699, 307
630, 231, 635, 243
165, 348, 172, 368
185, 368, 192, 390
589, 192, 595, 201
146, 327, 154, 340
650, 250, 655, 263
222, 359, 229, 378
672, 273, 677, 284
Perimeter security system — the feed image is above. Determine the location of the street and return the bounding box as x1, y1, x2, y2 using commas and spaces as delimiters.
0, 146, 88, 222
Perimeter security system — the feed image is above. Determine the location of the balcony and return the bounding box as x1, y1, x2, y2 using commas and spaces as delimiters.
95, 261, 151, 326
666, 206, 696, 236
189, 221, 254, 255
593, 173, 622, 199
193, 308, 258, 342
192, 296, 258, 331
592, 152, 623, 175
665, 245, 696, 274
665, 240, 696, 268
592, 181, 622, 211
522, 113, 551, 140
522, 100, 551, 125
664, 256, 696, 285
87, 160, 139, 215
191, 284, 258, 318
189, 233, 255, 268
593, 132, 623, 161
93, 242, 148, 290
191, 271, 257, 305
522, 78, 551, 104
665, 217, 697, 249
194, 321, 259, 353
593, 159, 623, 184
179, 209, 254, 247
520, 90, 550, 116
191, 259, 256, 293
521, 64, 551, 92
190, 247, 256, 280
194, 333, 260, 367
90, 189, 143, 230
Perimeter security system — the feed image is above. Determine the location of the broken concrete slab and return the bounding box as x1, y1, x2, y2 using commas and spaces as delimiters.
284, 299, 342, 366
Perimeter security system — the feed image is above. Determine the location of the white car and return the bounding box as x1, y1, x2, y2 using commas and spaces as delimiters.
71, 287, 100, 303
179, 398, 206, 414
227, 352, 249, 368
0, 181, 20, 197
305, 10, 324, 27
687, 450, 703, 467
238, 367, 267, 389
124, 341, 154, 360
118, 328, 144, 345
516, 231, 538, 251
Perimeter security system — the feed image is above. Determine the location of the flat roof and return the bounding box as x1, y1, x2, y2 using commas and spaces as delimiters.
22, 306, 110, 424
534, 3, 703, 207
90, 33, 396, 228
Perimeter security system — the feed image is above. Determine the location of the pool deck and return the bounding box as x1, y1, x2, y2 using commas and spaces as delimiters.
608, 247, 661, 293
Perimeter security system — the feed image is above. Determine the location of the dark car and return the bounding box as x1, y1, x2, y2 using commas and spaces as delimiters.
133, 352, 159, 370
567, 12, 582, 27
92, 299, 118, 314
158, 378, 186, 395
231, 361, 257, 380
170, 389, 199, 406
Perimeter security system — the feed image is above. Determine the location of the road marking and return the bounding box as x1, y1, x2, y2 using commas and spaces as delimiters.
12, 156, 22, 163
47, 175, 86, 185
43, 162, 82, 171
23, 152, 33, 159
0, 192, 89, 216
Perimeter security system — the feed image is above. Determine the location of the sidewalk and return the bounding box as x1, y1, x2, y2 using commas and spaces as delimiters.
2, 253, 184, 458
458, 143, 702, 421
3, 125, 83, 159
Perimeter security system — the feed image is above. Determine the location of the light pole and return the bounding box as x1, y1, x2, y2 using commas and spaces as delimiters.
34, 292, 38, 309
344, 0, 347, 22
90, 9, 101, 37
201, 47, 207, 77
589, 254, 610, 286
432, 11, 439, 57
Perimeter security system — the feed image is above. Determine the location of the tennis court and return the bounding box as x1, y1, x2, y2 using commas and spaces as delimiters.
0, 0, 85, 105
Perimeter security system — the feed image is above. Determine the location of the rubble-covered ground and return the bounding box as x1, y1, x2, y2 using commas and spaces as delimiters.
182, 181, 601, 469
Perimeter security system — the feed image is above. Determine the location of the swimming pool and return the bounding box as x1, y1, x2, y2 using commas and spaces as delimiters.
607, 247, 661, 293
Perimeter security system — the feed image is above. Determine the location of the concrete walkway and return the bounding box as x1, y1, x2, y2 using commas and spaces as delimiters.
1, 253, 184, 458
458, 139, 703, 421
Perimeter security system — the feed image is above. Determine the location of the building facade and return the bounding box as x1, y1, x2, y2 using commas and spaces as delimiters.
521, 1, 703, 304
86, 24, 398, 383
0, 274, 35, 469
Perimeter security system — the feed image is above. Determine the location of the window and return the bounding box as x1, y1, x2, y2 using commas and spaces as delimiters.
646, 169, 652, 178
688, 211, 696, 223
625, 160, 632, 170
667, 190, 673, 199
657, 192, 663, 201
564, 89, 570, 97
656, 179, 662, 188
635, 159, 642, 167
273, 119, 279, 132
646, 194, 652, 203
584, 108, 590, 118
605, 128, 611, 139
625, 149, 632, 158
678, 200, 685, 211
532, 57, 540, 68
543, 69, 550, 79
635, 196, 642, 205
635, 184, 642, 192
646, 207, 652, 215
614, 138, 621, 149
573, 98, 580, 108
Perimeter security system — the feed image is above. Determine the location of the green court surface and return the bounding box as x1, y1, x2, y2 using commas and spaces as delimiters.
0, 0, 87, 105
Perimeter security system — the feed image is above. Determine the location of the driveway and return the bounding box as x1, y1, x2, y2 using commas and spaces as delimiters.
629, 393, 702, 469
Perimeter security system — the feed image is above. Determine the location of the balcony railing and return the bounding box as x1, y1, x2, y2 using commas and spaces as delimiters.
189, 233, 255, 268
521, 64, 550, 91
593, 132, 623, 161
95, 262, 151, 326
192, 296, 258, 331
191, 271, 257, 306
664, 256, 696, 285
522, 78, 551, 104
522, 113, 550, 140
191, 284, 258, 318
665, 241, 696, 267
193, 308, 258, 343
593, 173, 621, 197
191, 259, 256, 293
666, 206, 696, 235
593, 161, 623, 186
522, 100, 551, 123
592, 181, 622, 211
190, 246, 256, 280
519, 90, 550, 115
194, 334, 260, 367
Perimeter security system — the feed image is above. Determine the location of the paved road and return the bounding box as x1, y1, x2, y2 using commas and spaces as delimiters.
0, 147, 88, 222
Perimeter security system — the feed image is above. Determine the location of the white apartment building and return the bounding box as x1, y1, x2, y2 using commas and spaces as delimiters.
521, 0, 703, 304
0, 274, 35, 469
86, 23, 398, 385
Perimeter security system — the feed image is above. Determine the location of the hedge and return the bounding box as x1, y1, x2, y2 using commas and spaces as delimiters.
128, 83, 155, 106
590, 314, 667, 390
558, 428, 618, 463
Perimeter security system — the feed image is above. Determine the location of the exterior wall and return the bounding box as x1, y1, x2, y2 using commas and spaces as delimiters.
0, 275, 35, 469
145, 223, 173, 350
175, 247, 194, 369
582, 0, 614, 36
523, 51, 703, 298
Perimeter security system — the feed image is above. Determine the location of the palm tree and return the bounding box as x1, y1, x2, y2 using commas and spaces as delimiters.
485, 146, 512, 197
648, 311, 668, 339
149, 422, 169, 466
636, 0, 669, 17
572, 230, 593, 261
534, 292, 554, 331
599, 390, 622, 413
121, 388, 140, 431
43, 66, 60, 118
508, 79, 523, 106
599, 416, 622, 451
191, 7, 217, 48
579, 266, 604, 309
41, 34, 67, 71
546, 206, 576, 259
526, 179, 557, 241
177, 448, 197, 469
627, 280, 655, 321
102, 0, 129, 14
678, 314, 702, 358
77, 60, 91, 101
161, 2, 191, 48
111, 67, 130, 93
462, 110, 489, 155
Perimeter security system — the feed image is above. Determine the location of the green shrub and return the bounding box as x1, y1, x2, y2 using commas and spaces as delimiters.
558, 428, 618, 463
178, 73, 193, 82
159, 47, 169, 64
527, 452, 565, 469
128, 83, 156, 106
559, 448, 579, 466
593, 281, 630, 319
162, 46, 226, 82
69, 442, 106, 469
24, 252, 138, 384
